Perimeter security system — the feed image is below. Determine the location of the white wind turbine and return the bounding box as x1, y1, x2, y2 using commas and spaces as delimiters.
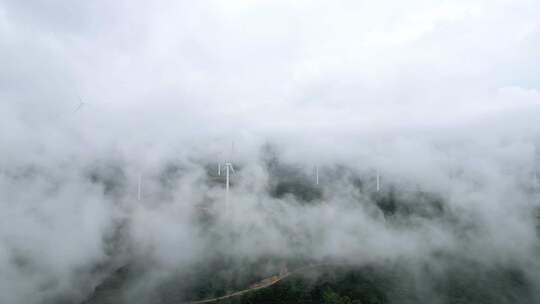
74, 95, 87, 113
314, 165, 319, 185
219, 142, 236, 209
373, 145, 382, 192
217, 152, 222, 176
224, 161, 235, 199
376, 168, 380, 192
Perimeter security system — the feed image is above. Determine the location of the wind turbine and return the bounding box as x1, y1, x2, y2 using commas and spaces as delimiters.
314, 165, 319, 185
224, 161, 235, 197
74, 96, 86, 113
215, 151, 221, 176
376, 169, 380, 192
219, 142, 236, 210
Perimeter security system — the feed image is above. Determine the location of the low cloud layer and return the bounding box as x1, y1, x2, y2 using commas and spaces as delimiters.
1, 1, 540, 303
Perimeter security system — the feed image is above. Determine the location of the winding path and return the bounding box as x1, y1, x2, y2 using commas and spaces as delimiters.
189, 271, 291, 304
188, 264, 336, 303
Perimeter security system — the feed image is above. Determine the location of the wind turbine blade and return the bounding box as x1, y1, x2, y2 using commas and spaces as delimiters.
230, 164, 235, 174
74, 103, 84, 113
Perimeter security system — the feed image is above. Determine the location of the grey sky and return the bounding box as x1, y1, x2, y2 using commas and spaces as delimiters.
1, 1, 540, 303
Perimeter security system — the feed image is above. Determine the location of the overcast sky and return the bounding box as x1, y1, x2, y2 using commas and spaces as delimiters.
1, 1, 540, 303
1, 0, 539, 159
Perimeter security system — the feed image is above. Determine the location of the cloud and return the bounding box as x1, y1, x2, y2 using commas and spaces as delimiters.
1, 0, 540, 303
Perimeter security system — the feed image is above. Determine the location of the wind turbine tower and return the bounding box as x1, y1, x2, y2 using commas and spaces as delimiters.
219, 142, 236, 210
224, 161, 235, 198
376, 169, 380, 192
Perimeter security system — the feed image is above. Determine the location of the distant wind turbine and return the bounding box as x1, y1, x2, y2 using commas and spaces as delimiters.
217, 151, 225, 176
221, 161, 235, 215
376, 169, 380, 192
314, 165, 319, 185
224, 161, 235, 197
74, 96, 86, 113
219, 142, 236, 211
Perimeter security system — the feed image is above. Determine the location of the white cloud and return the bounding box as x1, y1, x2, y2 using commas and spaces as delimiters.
1, 0, 540, 302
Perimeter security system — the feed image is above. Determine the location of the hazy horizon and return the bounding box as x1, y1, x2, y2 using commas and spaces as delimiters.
1, 1, 540, 303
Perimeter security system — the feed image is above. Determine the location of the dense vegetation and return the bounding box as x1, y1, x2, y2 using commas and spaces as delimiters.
83, 256, 538, 304
80, 152, 540, 304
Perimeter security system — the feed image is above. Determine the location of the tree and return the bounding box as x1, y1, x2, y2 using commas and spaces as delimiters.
322, 288, 353, 304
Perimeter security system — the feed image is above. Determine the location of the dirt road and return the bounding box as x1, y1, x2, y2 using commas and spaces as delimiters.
189, 271, 291, 303
188, 263, 337, 303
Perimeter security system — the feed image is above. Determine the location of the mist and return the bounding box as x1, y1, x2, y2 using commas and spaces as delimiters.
1, 1, 540, 303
